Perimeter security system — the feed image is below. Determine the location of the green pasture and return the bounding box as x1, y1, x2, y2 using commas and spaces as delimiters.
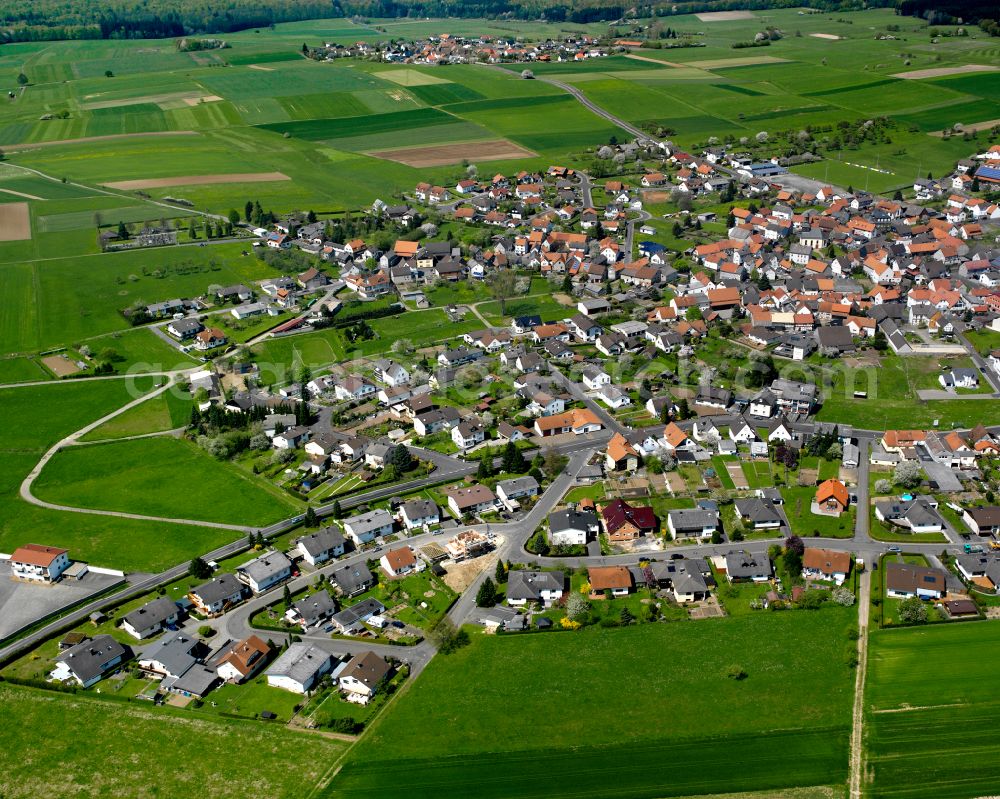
865, 623, 1000, 798
0, 379, 236, 570
33, 435, 301, 525
336, 608, 855, 798
0, 685, 344, 799
80, 386, 192, 441
0, 243, 275, 355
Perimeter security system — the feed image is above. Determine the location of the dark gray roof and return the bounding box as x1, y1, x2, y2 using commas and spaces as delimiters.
192, 573, 244, 606
724, 551, 772, 580
506, 570, 564, 602
331, 562, 375, 595
122, 596, 178, 634
297, 527, 346, 558
56, 634, 130, 683
292, 589, 337, 625
331, 597, 385, 629
733, 498, 782, 525
667, 508, 719, 531
139, 631, 202, 678
549, 508, 597, 533
402, 498, 438, 518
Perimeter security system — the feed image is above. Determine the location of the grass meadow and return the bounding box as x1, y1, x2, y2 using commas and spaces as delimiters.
0, 380, 245, 570
0, 685, 344, 799
33, 435, 300, 526
865, 622, 1000, 798
332, 608, 856, 799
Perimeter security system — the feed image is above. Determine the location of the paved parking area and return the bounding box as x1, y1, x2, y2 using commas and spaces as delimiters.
0, 562, 123, 639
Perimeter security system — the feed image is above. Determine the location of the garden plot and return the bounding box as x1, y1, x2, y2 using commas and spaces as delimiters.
726, 461, 750, 489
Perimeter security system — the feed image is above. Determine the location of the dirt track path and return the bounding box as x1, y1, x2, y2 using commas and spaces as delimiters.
849, 568, 872, 798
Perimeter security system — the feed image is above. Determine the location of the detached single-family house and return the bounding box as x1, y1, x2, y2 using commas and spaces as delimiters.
733, 498, 782, 531
331, 562, 375, 597
188, 574, 245, 616
507, 570, 564, 607
548, 508, 599, 547
884, 561, 946, 600
724, 551, 772, 583
296, 527, 347, 566
214, 635, 272, 683
266, 643, 333, 694
343, 509, 394, 545
380, 546, 423, 578
51, 635, 131, 688
963, 506, 1000, 536
815, 479, 849, 516
587, 565, 633, 597
236, 551, 293, 594
802, 548, 851, 585
446, 484, 497, 518
287, 590, 337, 629
400, 498, 440, 530
339, 651, 392, 704
121, 596, 180, 640
666, 508, 719, 540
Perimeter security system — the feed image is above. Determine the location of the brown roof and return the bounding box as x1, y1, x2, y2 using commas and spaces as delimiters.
341, 650, 391, 688
383, 546, 417, 572
884, 561, 946, 595
445, 484, 497, 510
663, 422, 688, 448
802, 547, 851, 576
217, 635, 271, 678
535, 408, 602, 433
11, 543, 67, 567
588, 565, 632, 591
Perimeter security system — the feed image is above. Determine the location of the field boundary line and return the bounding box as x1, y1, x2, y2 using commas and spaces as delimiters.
872, 701, 968, 714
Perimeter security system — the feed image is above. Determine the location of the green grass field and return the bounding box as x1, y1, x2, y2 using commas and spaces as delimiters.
0, 685, 344, 799
79, 386, 192, 440
865, 623, 1000, 798
33, 435, 300, 526
0, 379, 237, 570
333, 609, 856, 798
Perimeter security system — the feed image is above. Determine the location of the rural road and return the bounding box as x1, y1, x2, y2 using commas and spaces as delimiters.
849, 568, 873, 799
535, 76, 648, 141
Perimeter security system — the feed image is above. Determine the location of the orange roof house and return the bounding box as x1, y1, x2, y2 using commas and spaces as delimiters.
606, 433, 639, 471
815, 479, 849, 515
394, 240, 419, 257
